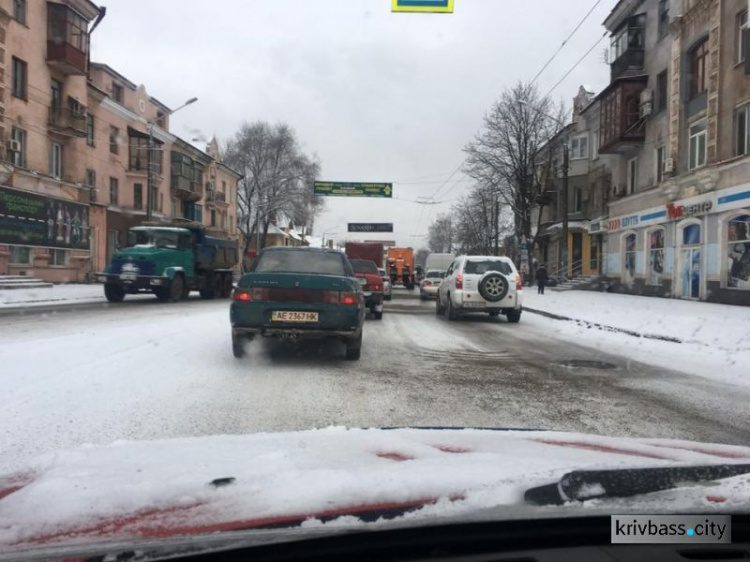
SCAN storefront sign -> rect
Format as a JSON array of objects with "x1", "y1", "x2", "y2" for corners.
[
  {"x1": 348, "y1": 223, "x2": 394, "y2": 233},
  {"x1": 392, "y1": 0, "x2": 454, "y2": 13},
  {"x1": 0, "y1": 185, "x2": 89, "y2": 250},
  {"x1": 666, "y1": 200, "x2": 712, "y2": 220},
  {"x1": 607, "y1": 214, "x2": 639, "y2": 232}
]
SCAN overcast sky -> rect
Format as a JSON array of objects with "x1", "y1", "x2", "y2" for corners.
[{"x1": 92, "y1": 0, "x2": 614, "y2": 247}]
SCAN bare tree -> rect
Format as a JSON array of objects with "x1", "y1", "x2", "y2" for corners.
[
  {"x1": 427, "y1": 214, "x2": 453, "y2": 253},
  {"x1": 450, "y1": 184, "x2": 512, "y2": 255},
  {"x1": 223, "y1": 122, "x2": 323, "y2": 267},
  {"x1": 463, "y1": 82, "x2": 565, "y2": 253}
]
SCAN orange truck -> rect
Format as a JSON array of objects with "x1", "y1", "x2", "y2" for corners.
[{"x1": 386, "y1": 247, "x2": 416, "y2": 290}]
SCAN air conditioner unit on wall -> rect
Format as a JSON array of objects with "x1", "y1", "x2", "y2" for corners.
[
  {"x1": 6, "y1": 139, "x2": 21, "y2": 152},
  {"x1": 639, "y1": 89, "x2": 653, "y2": 119},
  {"x1": 662, "y1": 158, "x2": 675, "y2": 176}
]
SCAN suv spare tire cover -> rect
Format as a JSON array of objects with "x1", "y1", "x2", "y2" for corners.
[{"x1": 478, "y1": 272, "x2": 509, "y2": 302}]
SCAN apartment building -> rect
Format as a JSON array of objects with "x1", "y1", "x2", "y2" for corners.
[
  {"x1": 0, "y1": 0, "x2": 241, "y2": 282},
  {"x1": 592, "y1": 0, "x2": 750, "y2": 305}
]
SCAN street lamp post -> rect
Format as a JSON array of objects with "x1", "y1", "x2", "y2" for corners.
[
  {"x1": 517, "y1": 99, "x2": 570, "y2": 278},
  {"x1": 146, "y1": 97, "x2": 198, "y2": 221}
]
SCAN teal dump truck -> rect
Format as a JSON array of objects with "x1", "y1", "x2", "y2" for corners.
[{"x1": 97, "y1": 220, "x2": 238, "y2": 303}]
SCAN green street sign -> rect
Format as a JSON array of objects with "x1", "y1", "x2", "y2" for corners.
[{"x1": 314, "y1": 182, "x2": 393, "y2": 198}]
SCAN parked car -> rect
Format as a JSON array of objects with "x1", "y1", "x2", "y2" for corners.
[
  {"x1": 419, "y1": 269, "x2": 446, "y2": 300},
  {"x1": 230, "y1": 247, "x2": 366, "y2": 360},
  {"x1": 378, "y1": 268, "x2": 392, "y2": 301},
  {"x1": 349, "y1": 259, "x2": 384, "y2": 319},
  {"x1": 436, "y1": 255, "x2": 523, "y2": 323}
]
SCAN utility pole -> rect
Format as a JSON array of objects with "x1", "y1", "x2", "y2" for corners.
[{"x1": 561, "y1": 138, "x2": 569, "y2": 278}]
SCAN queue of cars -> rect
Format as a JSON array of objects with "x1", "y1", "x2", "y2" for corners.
[{"x1": 229, "y1": 249, "x2": 523, "y2": 362}]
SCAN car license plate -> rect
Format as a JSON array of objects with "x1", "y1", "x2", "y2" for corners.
[
  {"x1": 271, "y1": 311, "x2": 319, "y2": 323},
  {"x1": 463, "y1": 301, "x2": 484, "y2": 308}
]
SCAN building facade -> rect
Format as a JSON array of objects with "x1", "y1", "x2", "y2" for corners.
[{"x1": 0, "y1": 0, "x2": 241, "y2": 282}]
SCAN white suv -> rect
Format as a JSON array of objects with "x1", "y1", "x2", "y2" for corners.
[{"x1": 436, "y1": 255, "x2": 523, "y2": 323}]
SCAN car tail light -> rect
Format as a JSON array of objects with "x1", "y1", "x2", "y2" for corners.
[
  {"x1": 422, "y1": 280, "x2": 432, "y2": 286},
  {"x1": 455, "y1": 273, "x2": 463, "y2": 290},
  {"x1": 232, "y1": 288, "x2": 252, "y2": 301},
  {"x1": 320, "y1": 290, "x2": 340, "y2": 304},
  {"x1": 340, "y1": 291, "x2": 360, "y2": 305},
  {"x1": 516, "y1": 283, "x2": 523, "y2": 291}
]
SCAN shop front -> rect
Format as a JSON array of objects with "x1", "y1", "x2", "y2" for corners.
[
  {"x1": 595, "y1": 183, "x2": 750, "y2": 305},
  {"x1": 0, "y1": 185, "x2": 92, "y2": 283}
]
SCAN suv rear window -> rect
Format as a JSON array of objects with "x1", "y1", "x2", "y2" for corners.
[
  {"x1": 349, "y1": 259, "x2": 379, "y2": 273},
  {"x1": 464, "y1": 259, "x2": 513, "y2": 276},
  {"x1": 255, "y1": 250, "x2": 346, "y2": 275},
  {"x1": 425, "y1": 271, "x2": 445, "y2": 278}
]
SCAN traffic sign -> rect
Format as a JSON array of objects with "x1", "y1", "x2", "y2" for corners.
[
  {"x1": 392, "y1": 0, "x2": 454, "y2": 13},
  {"x1": 314, "y1": 182, "x2": 392, "y2": 198},
  {"x1": 348, "y1": 223, "x2": 394, "y2": 233}
]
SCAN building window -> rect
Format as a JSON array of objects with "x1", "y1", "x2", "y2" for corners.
[
  {"x1": 195, "y1": 204, "x2": 203, "y2": 223},
  {"x1": 658, "y1": 0, "x2": 669, "y2": 39},
  {"x1": 133, "y1": 183, "x2": 143, "y2": 210},
  {"x1": 50, "y1": 249, "x2": 67, "y2": 267},
  {"x1": 85, "y1": 114, "x2": 95, "y2": 146},
  {"x1": 13, "y1": 0, "x2": 26, "y2": 24},
  {"x1": 49, "y1": 142, "x2": 62, "y2": 179},
  {"x1": 11, "y1": 57, "x2": 27, "y2": 99},
  {"x1": 591, "y1": 131, "x2": 599, "y2": 159},
  {"x1": 10, "y1": 127, "x2": 26, "y2": 168},
  {"x1": 109, "y1": 126, "x2": 119, "y2": 154},
  {"x1": 656, "y1": 146, "x2": 666, "y2": 183},
  {"x1": 129, "y1": 135, "x2": 149, "y2": 171},
  {"x1": 737, "y1": 10, "x2": 748, "y2": 64},
  {"x1": 112, "y1": 83, "x2": 123, "y2": 103},
  {"x1": 150, "y1": 187, "x2": 159, "y2": 212},
  {"x1": 656, "y1": 70, "x2": 668, "y2": 113},
  {"x1": 573, "y1": 187, "x2": 582, "y2": 212},
  {"x1": 570, "y1": 134, "x2": 588, "y2": 160},
  {"x1": 735, "y1": 105, "x2": 750, "y2": 156},
  {"x1": 727, "y1": 214, "x2": 750, "y2": 289},
  {"x1": 627, "y1": 157, "x2": 638, "y2": 194},
  {"x1": 624, "y1": 233, "x2": 637, "y2": 279},
  {"x1": 689, "y1": 120, "x2": 707, "y2": 170},
  {"x1": 648, "y1": 228, "x2": 665, "y2": 285},
  {"x1": 210, "y1": 209, "x2": 216, "y2": 226},
  {"x1": 610, "y1": 13, "x2": 645, "y2": 62},
  {"x1": 48, "y1": 4, "x2": 89, "y2": 53},
  {"x1": 85, "y1": 169, "x2": 96, "y2": 201},
  {"x1": 109, "y1": 177, "x2": 119, "y2": 205},
  {"x1": 590, "y1": 236, "x2": 599, "y2": 271},
  {"x1": 221, "y1": 211, "x2": 226, "y2": 228},
  {"x1": 689, "y1": 39, "x2": 708, "y2": 99},
  {"x1": 9, "y1": 246, "x2": 31, "y2": 265}
]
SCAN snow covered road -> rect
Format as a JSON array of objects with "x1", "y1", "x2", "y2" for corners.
[{"x1": 1, "y1": 291, "x2": 749, "y2": 474}]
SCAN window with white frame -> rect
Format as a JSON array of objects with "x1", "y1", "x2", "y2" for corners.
[
  {"x1": 570, "y1": 134, "x2": 588, "y2": 160},
  {"x1": 49, "y1": 142, "x2": 62, "y2": 179},
  {"x1": 624, "y1": 233, "x2": 637, "y2": 278},
  {"x1": 10, "y1": 127, "x2": 26, "y2": 168},
  {"x1": 50, "y1": 249, "x2": 67, "y2": 266},
  {"x1": 737, "y1": 10, "x2": 748, "y2": 64},
  {"x1": 627, "y1": 157, "x2": 638, "y2": 194},
  {"x1": 9, "y1": 245, "x2": 31, "y2": 264},
  {"x1": 656, "y1": 146, "x2": 666, "y2": 183},
  {"x1": 727, "y1": 213, "x2": 750, "y2": 289},
  {"x1": 647, "y1": 228, "x2": 665, "y2": 285},
  {"x1": 735, "y1": 105, "x2": 750, "y2": 156},
  {"x1": 689, "y1": 120, "x2": 707, "y2": 170}
]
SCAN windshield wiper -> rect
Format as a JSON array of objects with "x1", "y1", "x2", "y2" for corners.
[{"x1": 524, "y1": 463, "x2": 750, "y2": 506}]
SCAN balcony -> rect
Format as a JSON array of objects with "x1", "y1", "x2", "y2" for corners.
[
  {"x1": 171, "y1": 175, "x2": 203, "y2": 202},
  {"x1": 598, "y1": 77, "x2": 647, "y2": 154},
  {"x1": 610, "y1": 48, "x2": 644, "y2": 81},
  {"x1": 48, "y1": 106, "x2": 87, "y2": 137},
  {"x1": 47, "y1": 3, "x2": 89, "y2": 75},
  {"x1": 206, "y1": 188, "x2": 228, "y2": 207}
]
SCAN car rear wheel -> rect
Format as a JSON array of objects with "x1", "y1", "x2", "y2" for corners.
[
  {"x1": 436, "y1": 294, "x2": 445, "y2": 315},
  {"x1": 345, "y1": 333, "x2": 362, "y2": 360},
  {"x1": 446, "y1": 297, "x2": 459, "y2": 321},
  {"x1": 104, "y1": 283, "x2": 125, "y2": 303},
  {"x1": 506, "y1": 309, "x2": 522, "y2": 323},
  {"x1": 232, "y1": 335, "x2": 246, "y2": 358}
]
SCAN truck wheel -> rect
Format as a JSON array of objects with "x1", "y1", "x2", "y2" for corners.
[
  {"x1": 220, "y1": 274, "x2": 233, "y2": 299},
  {"x1": 104, "y1": 283, "x2": 125, "y2": 303},
  {"x1": 168, "y1": 275, "x2": 184, "y2": 303},
  {"x1": 154, "y1": 287, "x2": 169, "y2": 302}
]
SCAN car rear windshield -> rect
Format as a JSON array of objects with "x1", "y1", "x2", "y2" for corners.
[
  {"x1": 350, "y1": 259, "x2": 379, "y2": 273},
  {"x1": 464, "y1": 259, "x2": 513, "y2": 276},
  {"x1": 426, "y1": 271, "x2": 445, "y2": 278},
  {"x1": 255, "y1": 251, "x2": 346, "y2": 275}
]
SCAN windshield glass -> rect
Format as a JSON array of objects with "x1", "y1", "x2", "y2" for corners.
[
  {"x1": 127, "y1": 229, "x2": 182, "y2": 249},
  {"x1": 255, "y1": 250, "x2": 346, "y2": 275},
  {"x1": 4, "y1": 1, "x2": 750, "y2": 557},
  {"x1": 464, "y1": 259, "x2": 513, "y2": 276}
]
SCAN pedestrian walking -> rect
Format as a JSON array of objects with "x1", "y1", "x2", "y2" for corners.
[{"x1": 535, "y1": 264, "x2": 549, "y2": 295}]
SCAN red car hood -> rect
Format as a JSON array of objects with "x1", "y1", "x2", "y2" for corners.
[{"x1": 2, "y1": 428, "x2": 750, "y2": 555}]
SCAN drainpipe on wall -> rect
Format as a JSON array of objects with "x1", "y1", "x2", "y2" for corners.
[{"x1": 86, "y1": 7, "x2": 107, "y2": 73}]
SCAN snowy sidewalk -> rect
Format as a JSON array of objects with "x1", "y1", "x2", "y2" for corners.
[
  {"x1": 0, "y1": 283, "x2": 134, "y2": 309},
  {"x1": 522, "y1": 290, "x2": 750, "y2": 389}
]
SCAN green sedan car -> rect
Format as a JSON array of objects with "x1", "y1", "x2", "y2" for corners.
[{"x1": 230, "y1": 247, "x2": 366, "y2": 360}]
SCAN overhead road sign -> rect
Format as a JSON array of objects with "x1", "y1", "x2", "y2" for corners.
[
  {"x1": 314, "y1": 182, "x2": 392, "y2": 198},
  {"x1": 392, "y1": 0, "x2": 454, "y2": 13},
  {"x1": 348, "y1": 223, "x2": 394, "y2": 233}
]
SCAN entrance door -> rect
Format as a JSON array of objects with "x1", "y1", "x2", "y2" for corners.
[
  {"x1": 679, "y1": 223, "x2": 702, "y2": 300},
  {"x1": 571, "y1": 232, "x2": 583, "y2": 277}
]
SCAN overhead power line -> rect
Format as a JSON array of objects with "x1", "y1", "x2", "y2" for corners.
[{"x1": 530, "y1": 0, "x2": 603, "y2": 86}]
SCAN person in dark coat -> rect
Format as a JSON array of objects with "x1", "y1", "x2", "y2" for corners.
[{"x1": 535, "y1": 264, "x2": 549, "y2": 295}]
